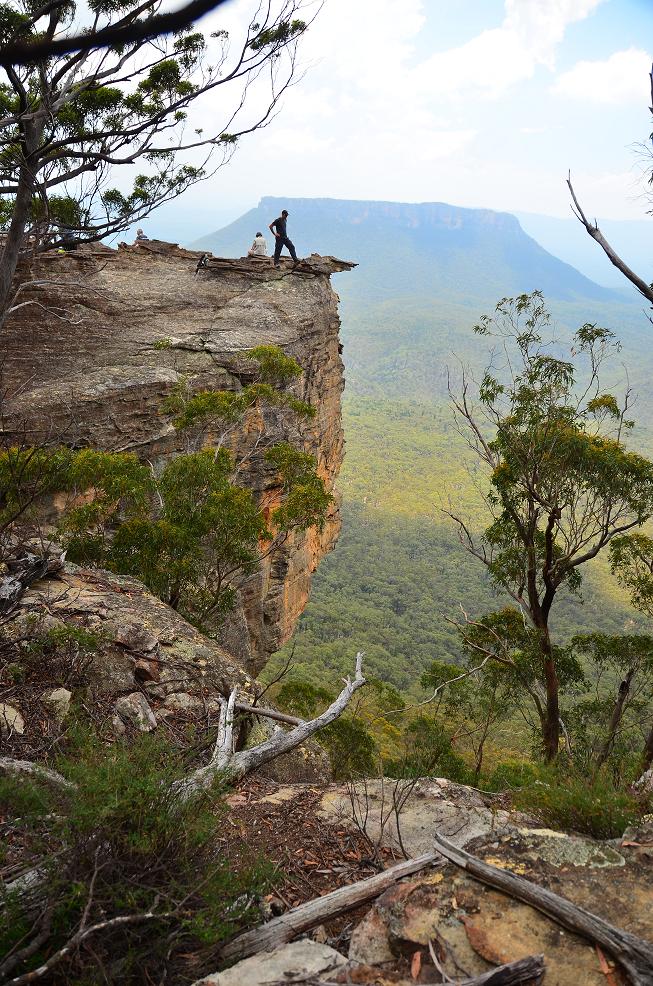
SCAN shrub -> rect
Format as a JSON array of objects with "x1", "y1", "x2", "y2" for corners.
[
  {"x1": 0, "y1": 727, "x2": 270, "y2": 984},
  {"x1": 320, "y1": 717, "x2": 378, "y2": 780},
  {"x1": 485, "y1": 759, "x2": 538, "y2": 792},
  {"x1": 245, "y1": 345, "x2": 303, "y2": 386},
  {"x1": 509, "y1": 764, "x2": 644, "y2": 839},
  {"x1": 384, "y1": 716, "x2": 471, "y2": 784},
  {"x1": 22, "y1": 623, "x2": 105, "y2": 688}
]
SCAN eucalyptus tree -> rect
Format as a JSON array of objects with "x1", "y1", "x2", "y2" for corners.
[
  {"x1": 447, "y1": 292, "x2": 653, "y2": 761},
  {"x1": 568, "y1": 632, "x2": 653, "y2": 779},
  {"x1": 610, "y1": 533, "x2": 653, "y2": 775},
  {"x1": 0, "y1": 0, "x2": 310, "y2": 319}
]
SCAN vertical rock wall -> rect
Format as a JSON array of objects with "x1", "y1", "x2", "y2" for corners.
[{"x1": 2, "y1": 243, "x2": 354, "y2": 674}]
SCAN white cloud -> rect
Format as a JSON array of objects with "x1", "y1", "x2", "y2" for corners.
[
  {"x1": 504, "y1": 0, "x2": 605, "y2": 70},
  {"x1": 552, "y1": 48, "x2": 652, "y2": 104},
  {"x1": 262, "y1": 128, "x2": 335, "y2": 154},
  {"x1": 411, "y1": 0, "x2": 605, "y2": 100},
  {"x1": 164, "y1": 0, "x2": 648, "y2": 227}
]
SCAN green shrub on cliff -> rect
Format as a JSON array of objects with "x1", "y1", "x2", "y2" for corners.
[
  {"x1": 163, "y1": 347, "x2": 316, "y2": 434},
  {"x1": 0, "y1": 345, "x2": 331, "y2": 631}
]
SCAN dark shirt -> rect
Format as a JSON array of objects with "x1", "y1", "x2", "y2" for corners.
[{"x1": 272, "y1": 215, "x2": 287, "y2": 237}]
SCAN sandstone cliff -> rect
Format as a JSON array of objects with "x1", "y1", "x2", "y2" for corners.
[{"x1": 2, "y1": 242, "x2": 354, "y2": 673}]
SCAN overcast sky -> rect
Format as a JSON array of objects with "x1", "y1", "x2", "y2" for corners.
[{"x1": 145, "y1": 0, "x2": 653, "y2": 241}]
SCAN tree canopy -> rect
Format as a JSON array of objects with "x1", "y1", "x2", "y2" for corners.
[
  {"x1": 0, "y1": 0, "x2": 309, "y2": 319},
  {"x1": 447, "y1": 292, "x2": 653, "y2": 759}
]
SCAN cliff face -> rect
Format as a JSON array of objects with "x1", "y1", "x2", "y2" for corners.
[{"x1": 2, "y1": 242, "x2": 353, "y2": 674}]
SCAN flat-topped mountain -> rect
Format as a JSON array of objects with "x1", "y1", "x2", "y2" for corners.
[{"x1": 192, "y1": 196, "x2": 620, "y2": 305}]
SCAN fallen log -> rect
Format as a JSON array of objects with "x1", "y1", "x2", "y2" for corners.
[
  {"x1": 459, "y1": 954, "x2": 545, "y2": 985},
  {"x1": 433, "y1": 832, "x2": 653, "y2": 986},
  {"x1": 220, "y1": 850, "x2": 441, "y2": 964},
  {"x1": 0, "y1": 757, "x2": 76, "y2": 791}
]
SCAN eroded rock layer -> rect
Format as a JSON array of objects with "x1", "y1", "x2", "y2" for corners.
[{"x1": 3, "y1": 242, "x2": 354, "y2": 673}]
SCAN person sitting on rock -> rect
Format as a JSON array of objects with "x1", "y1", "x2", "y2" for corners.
[
  {"x1": 248, "y1": 231, "x2": 268, "y2": 257},
  {"x1": 57, "y1": 226, "x2": 77, "y2": 253},
  {"x1": 135, "y1": 228, "x2": 149, "y2": 243},
  {"x1": 269, "y1": 210, "x2": 299, "y2": 268}
]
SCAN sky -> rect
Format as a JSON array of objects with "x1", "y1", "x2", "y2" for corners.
[{"x1": 141, "y1": 0, "x2": 653, "y2": 242}]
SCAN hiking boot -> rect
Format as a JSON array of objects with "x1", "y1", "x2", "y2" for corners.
[{"x1": 274, "y1": 263, "x2": 280, "y2": 269}]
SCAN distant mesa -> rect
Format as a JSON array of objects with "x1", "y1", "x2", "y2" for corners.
[{"x1": 191, "y1": 196, "x2": 622, "y2": 305}]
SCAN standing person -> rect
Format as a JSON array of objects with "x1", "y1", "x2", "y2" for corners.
[
  {"x1": 58, "y1": 226, "x2": 76, "y2": 253},
  {"x1": 269, "y1": 209, "x2": 299, "y2": 268},
  {"x1": 248, "y1": 231, "x2": 268, "y2": 257}
]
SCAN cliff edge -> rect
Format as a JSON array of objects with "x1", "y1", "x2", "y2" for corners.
[{"x1": 2, "y1": 242, "x2": 355, "y2": 673}]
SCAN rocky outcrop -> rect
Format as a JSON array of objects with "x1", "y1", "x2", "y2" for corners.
[
  {"x1": 319, "y1": 777, "x2": 536, "y2": 855},
  {"x1": 198, "y1": 779, "x2": 653, "y2": 985},
  {"x1": 3, "y1": 242, "x2": 354, "y2": 673},
  {"x1": 193, "y1": 940, "x2": 347, "y2": 985},
  {"x1": 3, "y1": 562, "x2": 330, "y2": 782}
]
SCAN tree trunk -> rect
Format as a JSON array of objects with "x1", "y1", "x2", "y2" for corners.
[
  {"x1": 640, "y1": 723, "x2": 653, "y2": 775},
  {"x1": 0, "y1": 164, "x2": 33, "y2": 319},
  {"x1": 473, "y1": 716, "x2": 491, "y2": 784},
  {"x1": 593, "y1": 667, "x2": 635, "y2": 776},
  {"x1": 0, "y1": 120, "x2": 42, "y2": 324},
  {"x1": 539, "y1": 625, "x2": 560, "y2": 762}
]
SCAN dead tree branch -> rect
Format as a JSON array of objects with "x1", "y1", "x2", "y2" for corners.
[
  {"x1": 3, "y1": 911, "x2": 174, "y2": 986},
  {"x1": 567, "y1": 174, "x2": 653, "y2": 305},
  {"x1": 457, "y1": 955, "x2": 545, "y2": 985},
  {"x1": 172, "y1": 652, "x2": 366, "y2": 800},
  {"x1": 234, "y1": 702, "x2": 303, "y2": 727},
  {"x1": 221, "y1": 849, "x2": 440, "y2": 964},
  {"x1": 0, "y1": 757, "x2": 76, "y2": 792}
]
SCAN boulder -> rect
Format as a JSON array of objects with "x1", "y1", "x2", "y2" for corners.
[
  {"x1": 7, "y1": 566, "x2": 255, "y2": 700},
  {"x1": 163, "y1": 691, "x2": 203, "y2": 713},
  {"x1": 319, "y1": 777, "x2": 533, "y2": 854},
  {"x1": 113, "y1": 624, "x2": 159, "y2": 652},
  {"x1": 349, "y1": 824, "x2": 653, "y2": 985},
  {"x1": 41, "y1": 687, "x2": 72, "y2": 723},
  {"x1": 114, "y1": 692, "x2": 157, "y2": 732},
  {"x1": 0, "y1": 703, "x2": 25, "y2": 736},
  {"x1": 192, "y1": 939, "x2": 347, "y2": 985}
]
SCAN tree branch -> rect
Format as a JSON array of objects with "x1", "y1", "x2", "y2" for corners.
[
  {"x1": 0, "y1": 757, "x2": 76, "y2": 791},
  {"x1": 567, "y1": 173, "x2": 653, "y2": 305},
  {"x1": 0, "y1": 0, "x2": 232, "y2": 64},
  {"x1": 171, "y1": 652, "x2": 366, "y2": 800}
]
